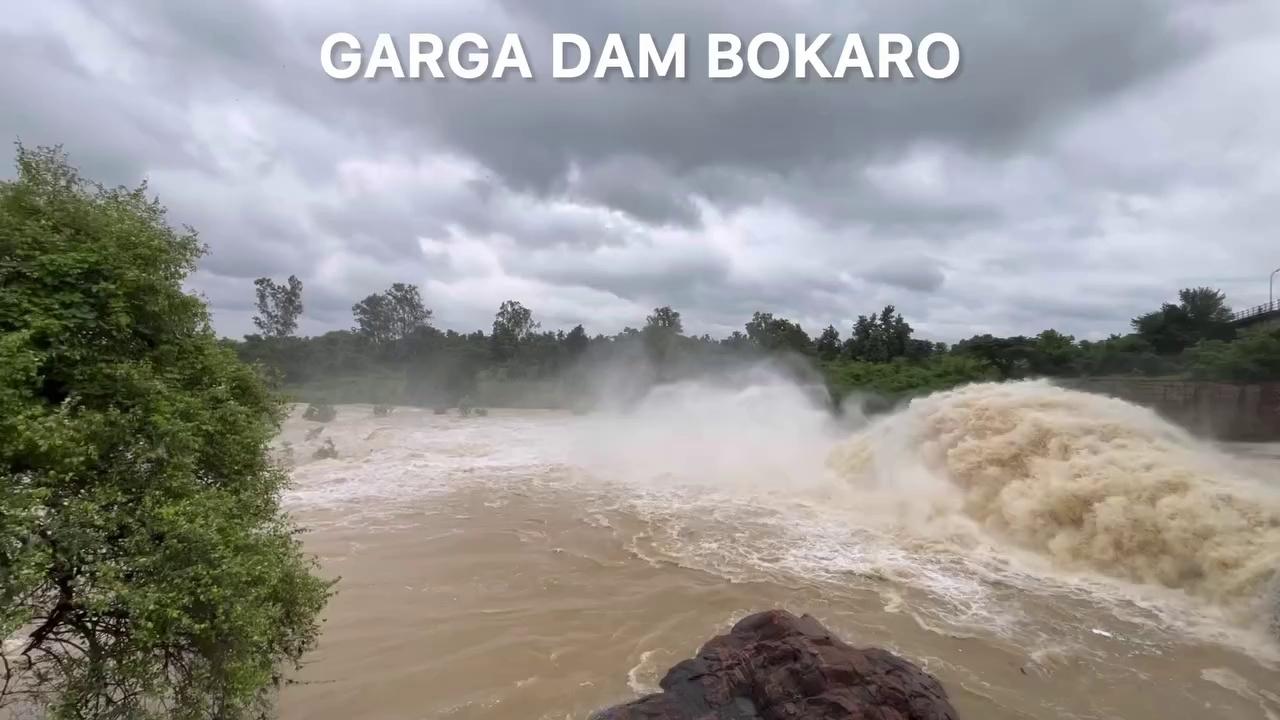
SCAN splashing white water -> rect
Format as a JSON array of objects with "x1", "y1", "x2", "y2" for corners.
[
  {"x1": 568, "y1": 376, "x2": 841, "y2": 495},
  {"x1": 827, "y1": 381, "x2": 1280, "y2": 613},
  {"x1": 282, "y1": 375, "x2": 1280, "y2": 653}
]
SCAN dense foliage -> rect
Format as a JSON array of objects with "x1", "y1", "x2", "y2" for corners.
[
  {"x1": 234, "y1": 271, "x2": 1278, "y2": 410},
  {"x1": 1188, "y1": 328, "x2": 1280, "y2": 381},
  {"x1": 351, "y1": 282, "x2": 431, "y2": 346},
  {"x1": 824, "y1": 356, "x2": 999, "y2": 397},
  {"x1": 0, "y1": 147, "x2": 329, "y2": 718},
  {"x1": 947, "y1": 288, "x2": 1248, "y2": 380},
  {"x1": 235, "y1": 267, "x2": 1278, "y2": 410}
]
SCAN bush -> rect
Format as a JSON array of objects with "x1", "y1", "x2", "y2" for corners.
[
  {"x1": 303, "y1": 401, "x2": 337, "y2": 422},
  {"x1": 0, "y1": 146, "x2": 330, "y2": 718},
  {"x1": 1188, "y1": 328, "x2": 1280, "y2": 381},
  {"x1": 824, "y1": 354, "x2": 997, "y2": 398}
]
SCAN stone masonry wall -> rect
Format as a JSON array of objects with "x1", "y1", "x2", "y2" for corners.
[{"x1": 1065, "y1": 379, "x2": 1280, "y2": 441}]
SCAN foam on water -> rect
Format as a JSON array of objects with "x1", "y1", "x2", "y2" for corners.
[
  {"x1": 1201, "y1": 667, "x2": 1280, "y2": 720},
  {"x1": 281, "y1": 407, "x2": 577, "y2": 516},
  {"x1": 279, "y1": 378, "x2": 1280, "y2": 660},
  {"x1": 827, "y1": 381, "x2": 1280, "y2": 612}
]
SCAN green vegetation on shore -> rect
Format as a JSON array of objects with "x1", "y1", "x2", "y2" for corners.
[
  {"x1": 237, "y1": 269, "x2": 1279, "y2": 410},
  {"x1": 823, "y1": 356, "x2": 999, "y2": 397},
  {"x1": 1, "y1": 147, "x2": 329, "y2": 718}
]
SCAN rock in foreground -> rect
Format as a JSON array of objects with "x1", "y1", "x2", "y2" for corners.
[{"x1": 593, "y1": 610, "x2": 959, "y2": 720}]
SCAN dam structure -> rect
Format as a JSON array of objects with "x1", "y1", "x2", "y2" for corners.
[{"x1": 1232, "y1": 299, "x2": 1280, "y2": 332}]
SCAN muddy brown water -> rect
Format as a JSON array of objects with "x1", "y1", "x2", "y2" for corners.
[{"x1": 275, "y1": 388, "x2": 1280, "y2": 720}]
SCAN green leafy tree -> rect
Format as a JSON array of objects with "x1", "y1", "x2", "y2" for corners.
[
  {"x1": 846, "y1": 313, "x2": 883, "y2": 361},
  {"x1": 1028, "y1": 329, "x2": 1078, "y2": 375},
  {"x1": 720, "y1": 330, "x2": 752, "y2": 352},
  {"x1": 384, "y1": 283, "x2": 431, "y2": 340},
  {"x1": 0, "y1": 146, "x2": 330, "y2": 719},
  {"x1": 815, "y1": 325, "x2": 841, "y2": 361},
  {"x1": 227, "y1": 277, "x2": 1271, "y2": 407},
  {"x1": 563, "y1": 324, "x2": 589, "y2": 358},
  {"x1": 879, "y1": 305, "x2": 913, "y2": 359},
  {"x1": 1177, "y1": 287, "x2": 1235, "y2": 332},
  {"x1": 352, "y1": 292, "x2": 393, "y2": 344},
  {"x1": 352, "y1": 282, "x2": 430, "y2": 345},
  {"x1": 744, "y1": 312, "x2": 812, "y2": 354},
  {"x1": 643, "y1": 306, "x2": 684, "y2": 365},
  {"x1": 1132, "y1": 287, "x2": 1234, "y2": 354},
  {"x1": 252, "y1": 275, "x2": 303, "y2": 338},
  {"x1": 902, "y1": 338, "x2": 940, "y2": 361},
  {"x1": 845, "y1": 305, "x2": 912, "y2": 362},
  {"x1": 644, "y1": 306, "x2": 684, "y2": 334},
  {"x1": 952, "y1": 334, "x2": 1034, "y2": 379},
  {"x1": 491, "y1": 300, "x2": 538, "y2": 362}
]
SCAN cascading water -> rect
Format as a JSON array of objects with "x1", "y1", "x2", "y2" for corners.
[{"x1": 827, "y1": 381, "x2": 1280, "y2": 616}]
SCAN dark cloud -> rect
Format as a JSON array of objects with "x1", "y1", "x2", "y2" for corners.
[
  {"x1": 0, "y1": 32, "x2": 192, "y2": 183},
  {"x1": 564, "y1": 156, "x2": 702, "y2": 227},
  {"x1": 861, "y1": 257, "x2": 946, "y2": 293},
  {"x1": 3, "y1": 0, "x2": 1277, "y2": 341}
]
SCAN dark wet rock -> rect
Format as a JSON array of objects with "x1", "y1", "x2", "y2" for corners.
[
  {"x1": 311, "y1": 437, "x2": 337, "y2": 460},
  {"x1": 592, "y1": 609, "x2": 959, "y2": 720},
  {"x1": 303, "y1": 401, "x2": 336, "y2": 423}
]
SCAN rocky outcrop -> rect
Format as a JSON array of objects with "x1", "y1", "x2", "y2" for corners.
[{"x1": 593, "y1": 609, "x2": 959, "y2": 720}]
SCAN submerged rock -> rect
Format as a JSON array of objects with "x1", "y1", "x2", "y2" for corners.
[
  {"x1": 592, "y1": 610, "x2": 959, "y2": 720},
  {"x1": 312, "y1": 437, "x2": 338, "y2": 460}
]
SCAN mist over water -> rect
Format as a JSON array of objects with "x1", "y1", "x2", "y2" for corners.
[{"x1": 279, "y1": 372, "x2": 1280, "y2": 719}]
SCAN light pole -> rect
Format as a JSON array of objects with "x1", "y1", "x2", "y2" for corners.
[{"x1": 1273, "y1": 267, "x2": 1280, "y2": 310}]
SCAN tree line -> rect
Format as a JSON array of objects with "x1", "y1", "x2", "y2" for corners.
[{"x1": 236, "y1": 276, "x2": 1280, "y2": 408}]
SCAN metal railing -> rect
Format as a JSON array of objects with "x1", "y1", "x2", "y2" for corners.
[{"x1": 1231, "y1": 299, "x2": 1280, "y2": 322}]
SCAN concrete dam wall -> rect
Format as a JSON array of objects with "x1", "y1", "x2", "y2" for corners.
[{"x1": 1063, "y1": 378, "x2": 1280, "y2": 441}]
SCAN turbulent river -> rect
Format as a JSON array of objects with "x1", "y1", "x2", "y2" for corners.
[{"x1": 274, "y1": 378, "x2": 1280, "y2": 720}]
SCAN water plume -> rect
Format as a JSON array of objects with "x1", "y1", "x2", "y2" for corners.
[{"x1": 827, "y1": 381, "x2": 1280, "y2": 610}]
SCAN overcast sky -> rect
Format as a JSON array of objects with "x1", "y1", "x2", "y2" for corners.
[{"x1": 4, "y1": 1, "x2": 1278, "y2": 342}]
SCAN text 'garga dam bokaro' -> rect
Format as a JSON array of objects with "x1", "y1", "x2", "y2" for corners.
[{"x1": 320, "y1": 32, "x2": 961, "y2": 81}]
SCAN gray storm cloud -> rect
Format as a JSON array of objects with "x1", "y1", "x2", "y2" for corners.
[{"x1": 2, "y1": 0, "x2": 1278, "y2": 340}]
